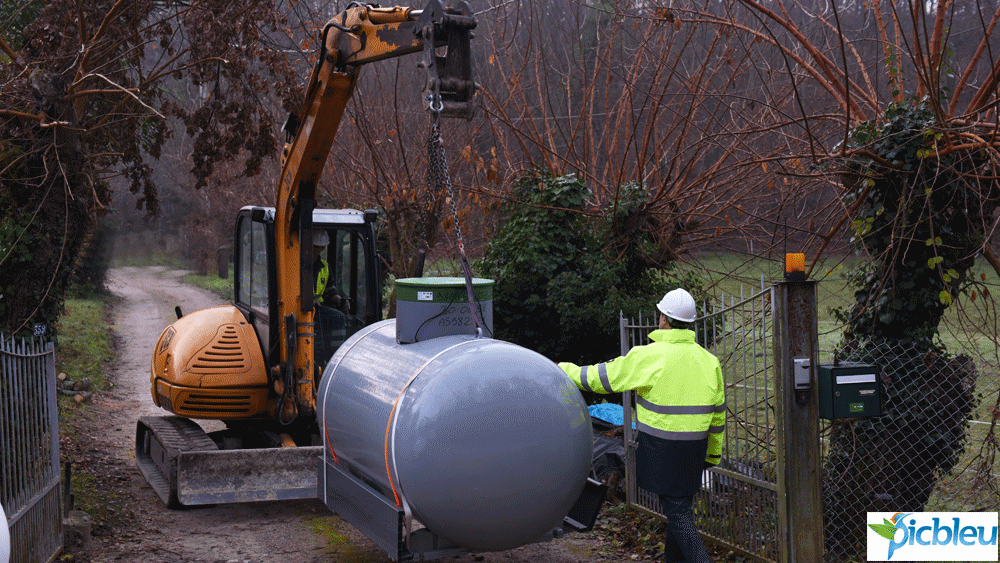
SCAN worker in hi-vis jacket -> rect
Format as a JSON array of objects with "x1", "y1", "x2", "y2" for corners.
[{"x1": 558, "y1": 288, "x2": 725, "y2": 563}]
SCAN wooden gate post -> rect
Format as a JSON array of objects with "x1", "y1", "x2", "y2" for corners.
[{"x1": 773, "y1": 275, "x2": 823, "y2": 562}]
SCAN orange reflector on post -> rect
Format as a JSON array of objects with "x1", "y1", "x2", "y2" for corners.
[{"x1": 785, "y1": 253, "x2": 806, "y2": 281}]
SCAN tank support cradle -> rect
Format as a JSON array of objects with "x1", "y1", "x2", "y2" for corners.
[{"x1": 320, "y1": 455, "x2": 607, "y2": 562}]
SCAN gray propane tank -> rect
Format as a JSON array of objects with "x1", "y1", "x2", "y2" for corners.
[{"x1": 317, "y1": 319, "x2": 592, "y2": 552}]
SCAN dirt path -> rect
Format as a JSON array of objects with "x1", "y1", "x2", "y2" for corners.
[{"x1": 69, "y1": 266, "x2": 621, "y2": 563}]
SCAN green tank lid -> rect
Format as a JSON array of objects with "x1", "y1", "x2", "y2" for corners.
[{"x1": 395, "y1": 277, "x2": 493, "y2": 303}]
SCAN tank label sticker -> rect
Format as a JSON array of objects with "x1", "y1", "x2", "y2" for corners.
[{"x1": 418, "y1": 291, "x2": 434, "y2": 301}]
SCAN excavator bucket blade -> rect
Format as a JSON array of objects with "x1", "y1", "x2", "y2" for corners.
[
  {"x1": 176, "y1": 446, "x2": 322, "y2": 505},
  {"x1": 136, "y1": 415, "x2": 322, "y2": 507}
]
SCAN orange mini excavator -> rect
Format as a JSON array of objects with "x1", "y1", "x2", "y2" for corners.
[{"x1": 136, "y1": 0, "x2": 475, "y2": 508}]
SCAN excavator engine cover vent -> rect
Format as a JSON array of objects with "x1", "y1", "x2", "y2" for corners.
[
  {"x1": 171, "y1": 388, "x2": 259, "y2": 416},
  {"x1": 186, "y1": 324, "x2": 249, "y2": 373},
  {"x1": 395, "y1": 277, "x2": 493, "y2": 343}
]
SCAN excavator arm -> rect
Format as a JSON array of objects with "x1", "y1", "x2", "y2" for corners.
[{"x1": 273, "y1": 0, "x2": 476, "y2": 424}]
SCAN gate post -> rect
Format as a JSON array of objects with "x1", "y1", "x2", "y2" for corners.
[
  {"x1": 773, "y1": 264, "x2": 822, "y2": 562},
  {"x1": 620, "y1": 311, "x2": 638, "y2": 508}
]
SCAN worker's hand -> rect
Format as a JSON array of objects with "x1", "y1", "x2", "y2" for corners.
[{"x1": 329, "y1": 294, "x2": 351, "y2": 314}]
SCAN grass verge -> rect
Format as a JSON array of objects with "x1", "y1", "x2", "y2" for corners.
[
  {"x1": 55, "y1": 293, "x2": 136, "y2": 535},
  {"x1": 55, "y1": 294, "x2": 115, "y2": 390},
  {"x1": 181, "y1": 272, "x2": 233, "y2": 300}
]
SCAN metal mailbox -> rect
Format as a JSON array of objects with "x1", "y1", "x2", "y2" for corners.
[{"x1": 817, "y1": 362, "x2": 881, "y2": 419}]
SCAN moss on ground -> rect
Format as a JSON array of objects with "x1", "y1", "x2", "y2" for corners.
[{"x1": 303, "y1": 515, "x2": 386, "y2": 562}]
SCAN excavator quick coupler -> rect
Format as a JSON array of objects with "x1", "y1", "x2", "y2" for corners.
[{"x1": 416, "y1": 0, "x2": 477, "y2": 120}]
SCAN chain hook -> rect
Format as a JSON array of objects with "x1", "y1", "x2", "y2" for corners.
[
  {"x1": 428, "y1": 50, "x2": 444, "y2": 118},
  {"x1": 429, "y1": 95, "x2": 444, "y2": 114}
]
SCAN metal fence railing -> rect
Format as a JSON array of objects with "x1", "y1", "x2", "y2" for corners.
[
  {"x1": 1, "y1": 334, "x2": 63, "y2": 563},
  {"x1": 621, "y1": 283, "x2": 779, "y2": 562}
]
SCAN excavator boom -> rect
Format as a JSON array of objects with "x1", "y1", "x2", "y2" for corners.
[{"x1": 273, "y1": 0, "x2": 475, "y2": 424}]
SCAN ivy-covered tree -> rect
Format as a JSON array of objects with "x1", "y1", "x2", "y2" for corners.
[
  {"x1": 823, "y1": 94, "x2": 992, "y2": 556},
  {"x1": 478, "y1": 170, "x2": 706, "y2": 371},
  {"x1": 655, "y1": 1, "x2": 1000, "y2": 555},
  {"x1": 838, "y1": 96, "x2": 999, "y2": 343}
]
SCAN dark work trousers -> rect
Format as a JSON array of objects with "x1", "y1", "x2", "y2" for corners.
[{"x1": 658, "y1": 494, "x2": 710, "y2": 563}]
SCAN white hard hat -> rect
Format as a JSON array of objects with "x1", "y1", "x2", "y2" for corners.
[
  {"x1": 312, "y1": 230, "x2": 329, "y2": 247},
  {"x1": 657, "y1": 288, "x2": 697, "y2": 323}
]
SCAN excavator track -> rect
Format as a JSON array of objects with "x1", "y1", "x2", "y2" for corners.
[
  {"x1": 136, "y1": 415, "x2": 323, "y2": 507},
  {"x1": 136, "y1": 416, "x2": 218, "y2": 508}
]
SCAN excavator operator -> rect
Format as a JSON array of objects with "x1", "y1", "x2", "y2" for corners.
[
  {"x1": 313, "y1": 230, "x2": 358, "y2": 366},
  {"x1": 313, "y1": 230, "x2": 350, "y2": 314}
]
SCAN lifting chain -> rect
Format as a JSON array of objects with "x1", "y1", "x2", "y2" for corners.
[{"x1": 427, "y1": 108, "x2": 484, "y2": 335}]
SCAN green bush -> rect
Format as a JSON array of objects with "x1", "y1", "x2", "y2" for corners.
[{"x1": 479, "y1": 170, "x2": 707, "y2": 368}]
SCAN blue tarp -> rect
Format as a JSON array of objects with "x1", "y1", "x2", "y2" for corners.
[
  {"x1": 588, "y1": 403, "x2": 624, "y2": 426},
  {"x1": 588, "y1": 403, "x2": 636, "y2": 428}
]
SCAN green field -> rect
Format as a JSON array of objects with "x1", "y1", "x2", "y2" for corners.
[
  {"x1": 682, "y1": 252, "x2": 1000, "y2": 358},
  {"x1": 54, "y1": 296, "x2": 115, "y2": 391},
  {"x1": 181, "y1": 271, "x2": 234, "y2": 300}
]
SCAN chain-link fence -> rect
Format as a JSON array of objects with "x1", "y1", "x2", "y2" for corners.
[{"x1": 819, "y1": 338, "x2": 999, "y2": 561}]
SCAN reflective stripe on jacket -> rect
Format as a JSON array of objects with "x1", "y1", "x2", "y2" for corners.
[
  {"x1": 558, "y1": 328, "x2": 725, "y2": 467},
  {"x1": 314, "y1": 259, "x2": 329, "y2": 304}
]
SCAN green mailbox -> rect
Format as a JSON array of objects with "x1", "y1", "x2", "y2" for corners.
[{"x1": 818, "y1": 362, "x2": 881, "y2": 420}]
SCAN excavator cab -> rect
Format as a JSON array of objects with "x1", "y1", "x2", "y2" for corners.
[{"x1": 233, "y1": 206, "x2": 381, "y2": 373}]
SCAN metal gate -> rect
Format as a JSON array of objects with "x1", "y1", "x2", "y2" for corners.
[
  {"x1": 621, "y1": 284, "x2": 779, "y2": 562},
  {"x1": 1, "y1": 335, "x2": 63, "y2": 563}
]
